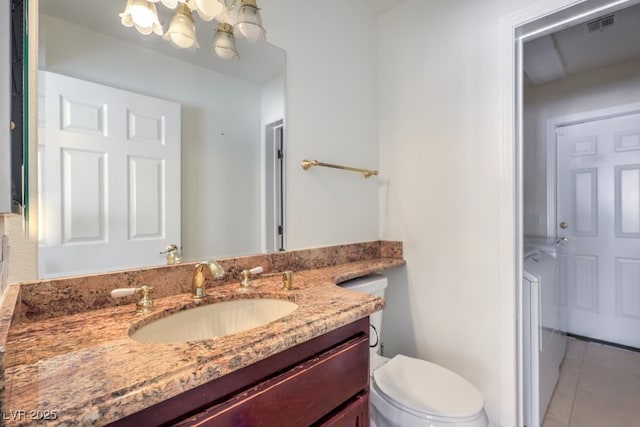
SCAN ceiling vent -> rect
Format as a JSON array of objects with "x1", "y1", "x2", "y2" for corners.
[{"x1": 586, "y1": 14, "x2": 615, "y2": 33}]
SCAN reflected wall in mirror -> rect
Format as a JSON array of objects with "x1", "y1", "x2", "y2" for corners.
[{"x1": 36, "y1": 0, "x2": 286, "y2": 279}]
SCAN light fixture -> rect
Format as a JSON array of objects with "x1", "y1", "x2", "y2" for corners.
[
  {"x1": 162, "y1": 3, "x2": 199, "y2": 49},
  {"x1": 235, "y1": 0, "x2": 266, "y2": 43},
  {"x1": 120, "y1": 0, "x2": 163, "y2": 36},
  {"x1": 119, "y1": 0, "x2": 266, "y2": 60},
  {"x1": 149, "y1": 0, "x2": 181, "y2": 9},
  {"x1": 212, "y1": 22, "x2": 239, "y2": 60},
  {"x1": 191, "y1": 0, "x2": 225, "y2": 21}
]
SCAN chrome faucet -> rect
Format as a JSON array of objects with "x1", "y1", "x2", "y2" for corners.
[{"x1": 192, "y1": 260, "x2": 225, "y2": 299}]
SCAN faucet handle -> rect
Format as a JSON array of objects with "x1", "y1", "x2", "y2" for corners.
[
  {"x1": 248, "y1": 266, "x2": 264, "y2": 275},
  {"x1": 111, "y1": 285, "x2": 154, "y2": 314},
  {"x1": 111, "y1": 287, "x2": 137, "y2": 298},
  {"x1": 160, "y1": 244, "x2": 181, "y2": 265},
  {"x1": 240, "y1": 266, "x2": 264, "y2": 289},
  {"x1": 135, "y1": 285, "x2": 154, "y2": 314},
  {"x1": 261, "y1": 270, "x2": 295, "y2": 290}
]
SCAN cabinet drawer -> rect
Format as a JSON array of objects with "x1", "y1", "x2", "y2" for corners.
[
  {"x1": 178, "y1": 335, "x2": 369, "y2": 426},
  {"x1": 317, "y1": 393, "x2": 369, "y2": 427}
]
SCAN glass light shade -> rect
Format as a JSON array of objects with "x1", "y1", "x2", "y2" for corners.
[
  {"x1": 120, "y1": 0, "x2": 163, "y2": 36},
  {"x1": 149, "y1": 0, "x2": 178, "y2": 9},
  {"x1": 120, "y1": 0, "x2": 135, "y2": 26},
  {"x1": 212, "y1": 23, "x2": 239, "y2": 60},
  {"x1": 129, "y1": 1, "x2": 157, "y2": 28},
  {"x1": 191, "y1": 0, "x2": 224, "y2": 22},
  {"x1": 163, "y1": 5, "x2": 199, "y2": 49},
  {"x1": 235, "y1": 0, "x2": 266, "y2": 43}
]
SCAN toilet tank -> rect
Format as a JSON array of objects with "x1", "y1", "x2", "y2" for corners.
[{"x1": 338, "y1": 273, "x2": 388, "y2": 356}]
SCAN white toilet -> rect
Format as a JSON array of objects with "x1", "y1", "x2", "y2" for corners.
[{"x1": 339, "y1": 274, "x2": 489, "y2": 427}]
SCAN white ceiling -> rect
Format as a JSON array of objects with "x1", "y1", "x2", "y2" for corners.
[{"x1": 524, "y1": 3, "x2": 640, "y2": 85}]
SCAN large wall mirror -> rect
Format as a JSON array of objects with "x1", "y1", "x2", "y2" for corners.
[{"x1": 36, "y1": 0, "x2": 286, "y2": 278}]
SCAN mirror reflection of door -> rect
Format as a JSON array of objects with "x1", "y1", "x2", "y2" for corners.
[
  {"x1": 36, "y1": 1, "x2": 287, "y2": 275},
  {"x1": 38, "y1": 72, "x2": 181, "y2": 278},
  {"x1": 265, "y1": 120, "x2": 284, "y2": 252}
]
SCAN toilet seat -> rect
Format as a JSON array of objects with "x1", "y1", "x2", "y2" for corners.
[{"x1": 372, "y1": 355, "x2": 485, "y2": 421}]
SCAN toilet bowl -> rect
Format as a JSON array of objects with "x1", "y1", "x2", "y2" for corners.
[
  {"x1": 369, "y1": 354, "x2": 489, "y2": 427},
  {"x1": 339, "y1": 274, "x2": 489, "y2": 427}
]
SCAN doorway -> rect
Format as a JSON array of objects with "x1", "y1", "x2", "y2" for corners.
[
  {"x1": 511, "y1": 0, "x2": 640, "y2": 425},
  {"x1": 553, "y1": 108, "x2": 640, "y2": 348},
  {"x1": 264, "y1": 119, "x2": 285, "y2": 252}
]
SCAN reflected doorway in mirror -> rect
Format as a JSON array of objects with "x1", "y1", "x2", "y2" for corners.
[{"x1": 264, "y1": 119, "x2": 284, "y2": 252}]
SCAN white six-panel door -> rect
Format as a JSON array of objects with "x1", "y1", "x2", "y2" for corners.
[
  {"x1": 556, "y1": 112, "x2": 640, "y2": 348},
  {"x1": 38, "y1": 72, "x2": 181, "y2": 278}
]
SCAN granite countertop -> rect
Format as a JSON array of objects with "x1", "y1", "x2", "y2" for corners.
[{"x1": 1, "y1": 256, "x2": 404, "y2": 425}]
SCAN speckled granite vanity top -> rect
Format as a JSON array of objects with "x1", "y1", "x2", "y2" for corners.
[{"x1": 0, "y1": 241, "x2": 404, "y2": 425}]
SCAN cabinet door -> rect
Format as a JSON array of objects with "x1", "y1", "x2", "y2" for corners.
[
  {"x1": 177, "y1": 335, "x2": 369, "y2": 426},
  {"x1": 109, "y1": 318, "x2": 370, "y2": 427},
  {"x1": 318, "y1": 393, "x2": 369, "y2": 427}
]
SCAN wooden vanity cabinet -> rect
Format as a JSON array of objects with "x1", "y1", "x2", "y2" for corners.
[{"x1": 109, "y1": 317, "x2": 370, "y2": 427}]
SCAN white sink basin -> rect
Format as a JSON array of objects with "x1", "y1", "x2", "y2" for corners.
[{"x1": 130, "y1": 299, "x2": 298, "y2": 344}]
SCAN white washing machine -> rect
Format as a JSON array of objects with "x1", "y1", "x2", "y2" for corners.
[{"x1": 523, "y1": 237, "x2": 567, "y2": 427}]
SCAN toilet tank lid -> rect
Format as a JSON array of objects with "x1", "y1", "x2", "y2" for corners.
[
  {"x1": 338, "y1": 273, "x2": 388, "y2": 293},
  {"x1": 373, "y1": 354, "x2": 484, "y2": 419}
]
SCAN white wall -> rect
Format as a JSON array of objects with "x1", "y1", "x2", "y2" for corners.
[
  {"x1": 40, "y1": 15, "x2": 263, "y2": 262},
  {"x1": 260, "y1": 75, "x2": 285, "y2": 252},
  {"x1": 378, "y1": 0, "x2": 534, "y2": 425},
  {"x1": 261, "y1": 75, "x2": 285, "y2": 129},
  {"x1": 262, "y1": 1, "x2": 380, "y2": 249},
  {"x1": 523, "y1": 57, "x2": 640, "y2": 236}
]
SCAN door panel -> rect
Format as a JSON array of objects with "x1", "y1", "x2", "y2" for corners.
[
  {"x1": 556, "y1": 112, "x2": 640, "y2": 348},
  {"x1": 61, "y1": 148, "x2": 107, "y2": 244},
  {"x1": 616, "y1": 257, "x2": 640, "y2": 319},
  {"x1": 39, "y1": 71, "x2": 181, "y2": 278},
  {"x1": 60, "y1": 97, "x2": 107, "y2": 136},
  {"x1": 571, "y1": 168, "x2": 598, "y2": 236},
  {"x1": 128, "y1": 156, "x2": 165, "y2": 239},
  {"x1": 616, "y1": 165, "x2": 640, "y2": 237},
  {"x1": 570, "y1": 255, "x2": 598, "y2": 312}
]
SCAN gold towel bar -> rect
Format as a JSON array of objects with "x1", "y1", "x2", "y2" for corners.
[{"x1": 301, "y1": 159, "x2": 378, "y2": 178}]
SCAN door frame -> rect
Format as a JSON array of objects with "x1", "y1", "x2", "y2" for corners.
[
  {"x1": 0, "y1": 0, "x2": 11, "y2": 213},
  {"x1": 499, "y1": 0, "x2": 640, "y2": 425},
  {"x1": 545, "y1": 102, "x2": 640, "y2": 237},
  {"x1": 263, "y1": 119, "x2": 285, "y2": 252}
]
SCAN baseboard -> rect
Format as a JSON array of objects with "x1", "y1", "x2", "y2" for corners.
[{"x1": 567, "y1": 333, "x2": 640, "y2": 353}]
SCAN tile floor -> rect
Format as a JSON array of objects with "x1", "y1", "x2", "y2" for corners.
[{"x1": 543, "y1": 337, "x2": 640, "y2": 427}]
